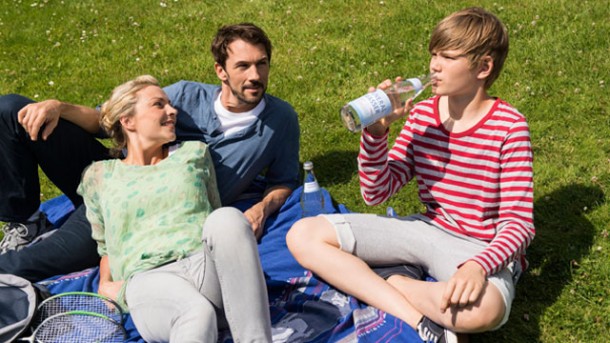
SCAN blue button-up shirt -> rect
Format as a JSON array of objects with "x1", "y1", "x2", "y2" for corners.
[{"x1": 164, "y1": 81, "x2": 300, "y2": 205}]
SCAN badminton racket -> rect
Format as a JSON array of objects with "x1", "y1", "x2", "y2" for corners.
[
  {"x1": 33, "y1": 291, "x2": 125, "y2": 328},
  {"x1": 18, "y1": 310, "x2": 126, "y2": 343}
]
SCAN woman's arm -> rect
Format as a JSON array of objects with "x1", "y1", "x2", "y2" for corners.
[{"x1": 98, "y1": 255, "x2": 123, "y2": 302}]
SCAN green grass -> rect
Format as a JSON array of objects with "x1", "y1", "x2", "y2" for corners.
[{"x1": 1, "y1": 0, "x2": 609, "y2": 341}]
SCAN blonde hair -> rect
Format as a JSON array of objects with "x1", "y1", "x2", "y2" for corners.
[
  {"x1": 429, "y1": 7, "x2": 509, "y2": 89},
  {"x1": 100, "y1": 75, "x2": 160, "y2": 156}
]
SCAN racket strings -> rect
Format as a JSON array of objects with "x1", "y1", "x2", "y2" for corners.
[
  {"x1": 34, "y1": 292, "x2": 124, "y2": 327},
  {"x1": 25, "y1": 292, "x2": 127, "y2": 343},
  {"x1": 35, "y1": 312, "x2": 125, "y2": 343}
]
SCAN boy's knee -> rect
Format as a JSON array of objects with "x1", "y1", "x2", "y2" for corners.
[
  {"x1": 457, "y1": 300, "x2": 506, "y2": 333},
  {"x1": 470, "y1": 309, "x2": 504, "y2": 332},
  {"x1": 286, "y1": 218, "x2": 310, "y2": 251},
  {"x1": 286, "y1": 217, "x2": 328, "y2": 260},
  {"x1": 481, "y1": 302, "x2": 506, "y2": 331}
]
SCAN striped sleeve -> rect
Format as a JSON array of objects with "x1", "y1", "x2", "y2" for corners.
[
  {"x1": 358, "y1": 120, "x2": 416, "y2": 206},
  {"x1": 470, "y1": 117, "x2": 535, "y2": 275}
]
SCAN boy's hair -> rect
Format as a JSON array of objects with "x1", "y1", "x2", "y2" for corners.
[
  {"x1": 100, "y1": 75, "x2": 159, "y2": 156},
  {"x1": 211, "y1": 23, "x2": 272, "y2": 69},
  {"x1": 429, "y1": 7, "x2": 509, "y2": 89}
]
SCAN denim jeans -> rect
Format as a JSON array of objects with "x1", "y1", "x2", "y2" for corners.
[
  {"x1": 0, "y1": 94, "x2": 109, "y2": 281},
  {"x1": 125, "y1": 207, "x2": 272, "y2": 343},
  {"x1": 0, "y1": 205, "x2": 101, "y2": 281},
  {"x1": 0, "y1": 94, "x2": 110, "y2": 221}
]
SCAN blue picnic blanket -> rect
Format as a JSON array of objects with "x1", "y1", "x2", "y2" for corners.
[{"x1": 38, "y1": 187, "x2": 422, "y2": 342}]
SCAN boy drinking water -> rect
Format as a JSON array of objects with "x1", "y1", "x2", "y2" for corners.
[{"x1": 287, "y1": 7, "x2": 534, "y2": 343}]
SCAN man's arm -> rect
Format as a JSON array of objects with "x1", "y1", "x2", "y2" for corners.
[
  {"x1": 240, "y1": 98, "x2": 300, "y2": 238},
  {"x1": 243, "y1": 185, "x2": 292, "y2": 239},
  {"x1": 18, "y1": 99, "x2": 100, "y2": 141}
]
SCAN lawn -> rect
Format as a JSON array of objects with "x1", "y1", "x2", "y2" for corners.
[{"x1": 1, "y1": 0, "x2": 609, "y2": 342}]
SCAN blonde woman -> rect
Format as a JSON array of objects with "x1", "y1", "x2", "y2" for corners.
[{"x1": 78, "y1": 75, "x2": 271, "y2": 342}]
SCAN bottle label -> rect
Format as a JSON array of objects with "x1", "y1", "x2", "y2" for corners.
[
  {"x1": 348, "y1": 89, "x2": 392, "y2": 127},
  {"x1": 303, "y1": 181, "x2": 320, "y2": 193}
]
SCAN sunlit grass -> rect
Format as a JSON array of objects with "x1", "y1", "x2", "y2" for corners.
[{"x1": 1, "y1": 1, "x2": 608, "y2": 341}]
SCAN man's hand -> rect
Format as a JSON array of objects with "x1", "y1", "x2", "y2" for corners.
[
  {"x1": 243, "y1": 186, "x2": 292, "y2": 240},
  {"x1": 440, "y1": 260, "x2": 487, "y2": 313},
  {"x1": 243, "y1": 203, "x2": 266, "y2": 240},
  {"x1": 17, "y1": 100, "x2": 63, "y2": 141},
  {"x1": 98, "y1": 279, "x2": 124, "y2": 302}
]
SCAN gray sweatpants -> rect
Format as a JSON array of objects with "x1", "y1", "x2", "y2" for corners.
[
  {"x1": 125, "y1": 207, "x2": 272, "y2": 343},
  {"x1": 323, "y1": 213, "x2": 519, "y2": 329}
]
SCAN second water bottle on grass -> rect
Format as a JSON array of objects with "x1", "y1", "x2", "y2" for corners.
[{"x1": 300, "y1": 161, "x2": 325, "y2": 217}]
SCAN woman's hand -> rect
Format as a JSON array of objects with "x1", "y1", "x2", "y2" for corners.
[
  {"x1": 98, "y1": 279, "x2": 124, "y2": 302},
  {"x1": 366, "y1": 77, "x2": 415, "y2": 136},
  {"x1": 440, "y1": 260, "x2": 487, "y2": 313}
]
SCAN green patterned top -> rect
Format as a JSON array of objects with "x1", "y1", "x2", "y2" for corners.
[{"x1": 77, "y1": 141, "x2": 221, "y2": 301}]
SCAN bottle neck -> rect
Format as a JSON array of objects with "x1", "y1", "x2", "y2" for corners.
[{"x1": 304, "y1": 170, "x2": 316, "y2": 182}]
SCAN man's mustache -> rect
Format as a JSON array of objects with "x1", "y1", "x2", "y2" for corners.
[{"x1": 244, "y1": 81, "x2": 264, "y2": 89}]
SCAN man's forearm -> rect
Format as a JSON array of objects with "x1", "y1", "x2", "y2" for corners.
[
  {"x1": 59, "y1": 101, "x2": 101, "y2": 134},
  {"x1": 259, "y1": 186, "x2": 292, "y2": 217},
  {"x1": 242, "y1": 185, "x2": 292, "y2": 239}
]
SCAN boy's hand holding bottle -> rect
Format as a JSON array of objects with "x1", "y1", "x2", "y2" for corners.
[
  {"x1": 340, "y1": 73, "x2": 434, "y2": 133},
  {"x1": 365, "y1": 77, "x2": 416, "y2": 136}
]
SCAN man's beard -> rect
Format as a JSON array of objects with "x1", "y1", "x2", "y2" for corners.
[{"x1": 229, "y1": 80, "x2": 266, "y2": 105}]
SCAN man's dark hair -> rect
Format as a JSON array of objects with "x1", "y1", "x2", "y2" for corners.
[{"x1": 211, "y1": 23, "x2": 272, "y2": 68}]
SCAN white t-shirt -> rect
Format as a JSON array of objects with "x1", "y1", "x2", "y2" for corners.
[{"x1": 214, "y1": 92, "x2": 266, "y2": 137}]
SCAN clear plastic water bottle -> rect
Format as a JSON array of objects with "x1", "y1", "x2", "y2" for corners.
[
  {"x1": 300, "y1": 161, "x2": 325, "y2": 217},
  {"x1": 340, "y1": 73, "x2": 434, "y2": 132}
]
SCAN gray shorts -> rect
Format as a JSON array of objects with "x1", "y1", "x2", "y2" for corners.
[{"x1": 322, "y1": 213, "x2": 519, "y2": 329}]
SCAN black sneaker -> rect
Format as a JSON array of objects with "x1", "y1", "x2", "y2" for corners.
[
  {"x1": 372, "y1": 263, "x2": 424, "y2": 280},
  {"x1": 416, "y1": 316, "x2": 458, "y2": 343},
  {"x1": 0, "y1": 213, "x2": 53, "y2": 253}
]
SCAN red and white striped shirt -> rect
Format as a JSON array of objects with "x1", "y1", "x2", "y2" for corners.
[{"x1": 359, "y1": 96, "x2": 535, "y2": 275}]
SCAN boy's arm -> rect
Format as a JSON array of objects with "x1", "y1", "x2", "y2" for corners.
[
  {"x1": 442, "y1": 119, "x2": 535, "y2": 311},
  {"x1": 470, "y1": 119, "x2": 535, "y2": 276},
  {"x1": 358, "y1": 115, "x2": 416, "y2": 206},
  {"x1": 18, "y1": 99, "x2": 101, "y2": 141},
  {"x1": 358, "y1": 79, "x2": 416, "y2": 206},
  {"x1": 441, "y1": 118, "x2": 535, "y2": 312}
]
